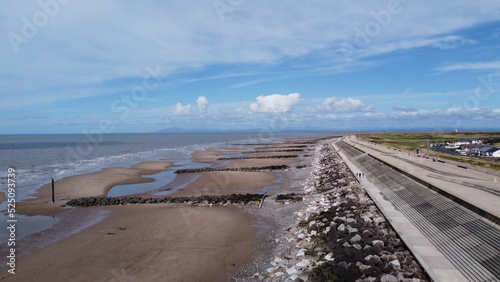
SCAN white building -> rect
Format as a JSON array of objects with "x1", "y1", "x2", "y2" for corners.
[
  {"x1": 486, "y1": 148, "x2": 500, "y2": 157},
  {"x1": 456, "y1": 139, "x2": 471, "y2": 146}
]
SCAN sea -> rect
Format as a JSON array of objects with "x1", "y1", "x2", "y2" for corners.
[
  {"x1": 0, "y1": 132, "x2": 333, "y2": 263},
  {"x1": 0, "y1": 132, "x2": 332, "y2": 201}
]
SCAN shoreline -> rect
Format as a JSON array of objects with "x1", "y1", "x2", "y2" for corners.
[
  {"x1": 235, "y1": 140, "x2": 432, "y2": 281},
  {"x1": 16, "y1": 161, "x2": 178, "y2": 216},
  {"x1": 0, "y1": 204, "x2": 258, "y2": 281},
  {"x1": 2, "y1": 136, "x2": 323, "y2": 280}
]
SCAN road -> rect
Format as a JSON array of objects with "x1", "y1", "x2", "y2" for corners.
[{"x1": 336, "y1": 140, "x2": 500, "y2": 282}]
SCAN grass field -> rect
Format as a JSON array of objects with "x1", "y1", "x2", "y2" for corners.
[{"x1": 361, "y1": 132, "x2": 500, "y2": 171}]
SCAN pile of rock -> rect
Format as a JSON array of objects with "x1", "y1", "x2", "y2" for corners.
[
  {"x1": 303, "y1": 143, "x2": 354, "y2": 194},
  {"x1": 252, "y1": 186, "x2": 429, "y2": 281},
  {"x1": 311, "y1": 186, "x2": 429, "y2": 281},
  {"x1": 275, "y1": 193, "x2": 303, "y2": 203},
  {"x1": 252, "y1": 149, "x2": 304, "y2": 153},
  {"x1": 255, "y1": 145, "x2": 308, "y2": 150},
  {"x1": 249, "y1": 142, "x2": 430, "y2": 281},
  {"x1": 66, "y1": 193, "x2": 266, "y2": 207},
  {"x1": 218, "y1": 155, "x2": 298, "y2": 160},
  {"x1": 174, "y1": 165, "x2": 289, "y2": 174}
]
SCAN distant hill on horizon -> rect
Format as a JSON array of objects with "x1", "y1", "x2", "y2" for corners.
[
  {"x1": 155, "y1": 127, "x2": 335, "y2": 134},
  {"x1": 154, "y1": 127, "x2": 500, "y2": 134}
]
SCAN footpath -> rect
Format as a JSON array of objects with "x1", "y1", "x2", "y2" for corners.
[
  {"x1": 333, "y1": 136, "x2": 500, "y2": 282},
  {"x1": 343, "y1": 135, "x2": 500, "y2": 222}
]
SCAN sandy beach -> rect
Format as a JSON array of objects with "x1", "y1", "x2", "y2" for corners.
[
  {"x1": 191, "y1": 147, "x2": 246, "y2": 163},
  {"x1": 17, "y1": 161, "x2": 177, "y2": 216},
  {"x1": 219, "y1": 158, "x2": 297, "y2": 169},
  {"x1": 2, "y1": 138, "x2": 311, "y2": 281},
  {"x1": 167, "y1": 171, "x2": 280, "y2": 197},
  {"x1": 0, "y1": 204, "x2": 257, "y2": 282},
  {"x1": 0, "y1": 191, "x2": 5, "y2": 203},
  {"x1": 166, "y1": 146, "x2": 299, "y2": 197}
]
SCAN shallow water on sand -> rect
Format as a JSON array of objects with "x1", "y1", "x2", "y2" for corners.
[{"x1": 0, "y1": 132, "x2": 300, "y2": 200}]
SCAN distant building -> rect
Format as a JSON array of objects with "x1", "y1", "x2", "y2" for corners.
[
  {"x1": 493, "y1": 149, "x2": 500, "y2": 158},
  {"x1": 471, "y1": 147, "x2": 483, "y2": 155},
  {"x1": 456, "y1": 139, "x2": 471, "y2": 145},
  {"x1": 476, "y1": 146, "x2": 494, "y2": 156},
  {"x1": 485, "y1": 147, "x2": 500, "y2": 157},
  {"x1": 445, "y1": 143, "x2": 459, "y2": 149}
]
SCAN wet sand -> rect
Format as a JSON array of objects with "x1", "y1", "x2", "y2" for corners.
[
  {"x1": 2, "y1": 139, "x2": 310, "y2": 281},
  {"x1": 164, "y1": 159, "x2": 296, "y2": 197},
  {"x1": 0, "y1": 204, "x2": 257, "y2": 282},
  {"x1": 168, "y1": 149, "x2": 298, "y2": 197},
  {"x1": 17, "y1": 161, "x2": 176, "y2": 216},
  {"x1": 247, "y1": 151, "x2": 303, "y2": 158},
  {"x1": 167, "y1": 171, "x2": 280, "y2": 197},
  {"x1": 219, "y1": 158, "x2": 297, "y2": 169},
  {"x1": 191, "y1": 147, "x2": 246, "y2": 163}
]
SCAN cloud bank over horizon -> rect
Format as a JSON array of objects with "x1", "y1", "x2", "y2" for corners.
[{"x1": 1, "y1": 0, "x2": 499, "y2": 133}]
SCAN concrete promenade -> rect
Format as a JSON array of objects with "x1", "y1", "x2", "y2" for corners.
[
  {"x1": 332, "y1": 136, "x2": 500, "y2": 282},
  {"x1": 345, "y1": 135, "x2": 500, "y2": 222}
]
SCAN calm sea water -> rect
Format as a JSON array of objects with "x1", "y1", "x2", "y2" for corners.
[
  {"x1": 0, "y1": 132, "x2": 331, "y2": 259},
  {"x1": 0, "y1": 132, "x2": 328, "y2": 200}
]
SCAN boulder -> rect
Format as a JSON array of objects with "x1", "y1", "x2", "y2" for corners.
[
  {"x1": 350, "y1": 234, "x2": 362, "y2": 244},
  {"x1": 389, "y1": 259, "x2": 401, "y2": 270},
  {"x1": 380, "y1": 274, "x2": 398, "y2": 282},
  {"x1": 347, "y1": 226, "x2": 359, "y2": 234}
]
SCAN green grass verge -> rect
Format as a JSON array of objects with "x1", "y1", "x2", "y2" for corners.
[{"x1": 361, "y1": 132, "x2": 500, "y2": 171}]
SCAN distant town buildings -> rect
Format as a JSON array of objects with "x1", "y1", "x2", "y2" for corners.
[
  {"x1": 432, "y1": 137, "x2": 500, "y2": 158},
  {"x1": 485, "y1": 147, "x2": 500, "y2": 157}
]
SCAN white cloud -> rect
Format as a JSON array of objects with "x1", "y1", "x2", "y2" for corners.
[
  {"x1": 355, "y1": 35, "x2": 476, "y2": 60},
  {"x1": 197, "y1": 96, "x2": 209, "y2": 113},
  {"x1": 434, "y1": 61, "x2": 500, "y2": 72},
  {"x1": 174, "y1": 103, "x2": 191, "y2": 116},
  {"x1": 392, "y1": 106, "x2": 417, "y2": 112},
  {"x1": 3, "y1": 1, "x2": 500, "y2": 110},
  {"x1": 430, "y1": 36, "x2": 477, "y2": 50},
  {"x1": 384, "y1": 107, "x2": 500, "y2": 120},
  {"x1": 320, "y1": 97, "x2": 373, "y2": 113},
  {"x1": 249, "y1": 93, "x2": 300, "y2": 113}
]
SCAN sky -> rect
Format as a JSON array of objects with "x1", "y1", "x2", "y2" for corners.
[{"x1": 1, "y1": 0, "x2": 500, "y2": 134}]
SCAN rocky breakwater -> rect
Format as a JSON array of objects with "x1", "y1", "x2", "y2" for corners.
[
  {"x1": 66, "y1": 193, "x2": 303, "y2": 207},
  {"x1": 66, "y1": 194, "x2": 267, "y2": 207},
  {"x1": 251, "y1": 143, "x2": 430, "y2": 281},
  {"x1": 218, "y1": 155, "x2": 298, "y2": 160},
  {"x1": 174, "y1": 165, "x2": 289, "y2": 174}
]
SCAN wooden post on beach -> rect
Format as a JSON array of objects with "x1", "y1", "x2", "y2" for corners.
[
  {"x1": 51, "y1": 177, "x2": 55, "y2": 203},
  {"x1": 259, "y1": 193, "x2": 266, "y2": 208}
]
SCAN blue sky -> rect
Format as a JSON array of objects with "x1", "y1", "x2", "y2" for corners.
[{"x1": 1, "y1": 0, "x2": 500, "y2": 134}]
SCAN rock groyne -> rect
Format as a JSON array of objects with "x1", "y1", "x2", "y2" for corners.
[
  {"x1": 66, "y1": 193, "x2": 266, "y2": 207},
  {"x1": 249, "y1": 142, "x2": 430, "y2": 281},
  {"x1": 174, "y1": 165, "x2": 289, "y2": 174}
]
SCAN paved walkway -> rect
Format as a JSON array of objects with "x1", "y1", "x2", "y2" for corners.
[
  {"x1": 333, "y1": 138, "x2": 500, "y2": 282},
  {"x1": 345, "y1": 136, "x2": 500, "y2": 222}
]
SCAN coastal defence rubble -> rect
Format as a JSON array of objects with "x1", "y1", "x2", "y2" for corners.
[
  {"x1": 247, "y1": 143, "x2": 430, "y2": 281},
  {"x1": 217, "y1": 155, "x2": 298, "y2": 160},
  {"x1": 174, "y1": 165, "x2": 290, "y2": 174},
  {"x1": 66, "y1": 193, "x2": 303, "y2": 207},
  {"x1": 57, "y1": 137, "x2": 431, "y2": 281}
]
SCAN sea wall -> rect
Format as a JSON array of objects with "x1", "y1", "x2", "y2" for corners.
[{"x1": 251, "y1": 143, "x2": 430, "y2": 281}]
